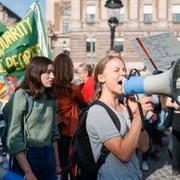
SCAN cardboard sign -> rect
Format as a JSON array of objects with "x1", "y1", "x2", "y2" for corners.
[{"x1": 131, "y1": 32, "x2": 180, "y2": 73}]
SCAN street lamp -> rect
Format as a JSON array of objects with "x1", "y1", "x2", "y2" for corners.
[
  {"x1": 63, "y1": 40, "x2": 70, "y2": 55},
  {"x1": 105, "y1": 0, "x2": 123, "y2": 51},
  {"x1": 63, "y1": 40, "x2": 67, "y2": 50}
]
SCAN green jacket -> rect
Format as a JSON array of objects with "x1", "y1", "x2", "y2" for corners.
[{"x1": 7, "y1": 88, "x2": 59, "y2": 155}]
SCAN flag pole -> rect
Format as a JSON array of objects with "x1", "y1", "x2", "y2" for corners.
[{"x1": 136, "y1": 37, "x2": 158, "y2": 71}]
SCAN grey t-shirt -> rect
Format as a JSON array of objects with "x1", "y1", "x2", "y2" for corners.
[{"x1": 86, "y1": 104, "x2": 142, "y2": 180}]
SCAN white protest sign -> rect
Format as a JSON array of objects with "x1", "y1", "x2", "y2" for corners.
[{"x1": 131, "y1": 32, "x2": 180, "y2": 73}]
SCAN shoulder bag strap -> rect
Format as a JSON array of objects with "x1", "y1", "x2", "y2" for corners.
[
  {"x1": 10, "y1": 90, "x2": 33, "y2": 170},
  {"x1": 22, "y1": 91, "x2": 33, "y2": 154},
  {"x1": 23, "y1": 91, "x2": 33, "y2": 121}
]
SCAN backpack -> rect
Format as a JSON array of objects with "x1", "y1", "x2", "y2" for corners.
[
  {"x1": 63, "y1": 100, "x2": 121, "y2": 180},
  {"x1": 1, "y1": 90, "x2": 33, "y2": 152}
]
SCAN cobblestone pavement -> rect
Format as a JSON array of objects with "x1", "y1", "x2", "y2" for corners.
[
  {"x1": 142, "y1": 130, "x2": 180, "y2": 180},
  {"x1": 0, "y1": 129, "x2": 180, "y2": 179}
]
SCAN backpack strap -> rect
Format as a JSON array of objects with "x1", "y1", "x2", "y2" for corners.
[
  {"x1": 90, "y1": 100, "x2": 121, "y2": 170},
  {"x1": 91, "y1": 100, "x2": 121, "y2": 130}
]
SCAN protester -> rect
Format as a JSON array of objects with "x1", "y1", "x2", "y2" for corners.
[
  {"x1": 72, "y1": 68, "x2": 81, "y2": 85},
  {"x1": 141, "y1": 94, "x2": 161, "y2": 171},
  {"x1": 78, "y1": 63, "x2": 95, "y2": 103},
  {"x1": 165, "y1": 97, "x2": 180, "y2": 175},
  {"x1": 6, "y1": 57, "x2": 60, "y2": 180},
  {"x1": 158, "y1": 95, "x2": 168, "y2": 130},
  {"x1": 150, "y1": 95, "x2": 163, "y2": 156},
  {"x1": 54, "y1": 53, "x2": 86, "y2": 180},
  {"x1": 86, "y1": 55, "x2": 153, "y2": 179}
]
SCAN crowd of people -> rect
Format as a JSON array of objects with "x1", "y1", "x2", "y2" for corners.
[{"x1": 0, "y1": 52, "x2": 180, "y2": 180}]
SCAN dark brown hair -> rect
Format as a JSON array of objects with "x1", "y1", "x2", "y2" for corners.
[
  {"x1": 54, "y1": 53, "x2": 74, "y2": 96},
  {"x1": 20, "y1": 56, "x2": 54, "y2": 100}
]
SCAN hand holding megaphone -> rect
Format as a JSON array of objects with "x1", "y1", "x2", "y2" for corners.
[
  {"x1": 122, "y1": 59, "x2": 180, "y2": 106},
  {"x1": 126, "y1": 95, "x2": 153, "y2": 118}
]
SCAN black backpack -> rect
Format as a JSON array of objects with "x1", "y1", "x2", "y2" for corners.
[
  {"x1": 1, "y1": 90, "x2": 33, "y2": 152},
  {"x1": 63, "y1": 100, "x2": 121, "y2": 180}
]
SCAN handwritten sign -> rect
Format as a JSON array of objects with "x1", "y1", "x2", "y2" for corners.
[{"x1": 131, "y1": 32, "x2": 180, "y2": 73}]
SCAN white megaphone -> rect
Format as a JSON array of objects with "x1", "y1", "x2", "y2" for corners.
[{"x1": 123, "y1": 59, "x2": 180, "y2": 105}]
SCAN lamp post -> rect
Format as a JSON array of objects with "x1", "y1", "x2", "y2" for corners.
[
  {"x1": 63, "y1": 40, "x2": 67, "y2": 51},
  {"x1": 105, "y1": 0, "x2": 123, "y2": 51},
  {"x1": 63, "y1": 40, "x2": 70, "y2": 55}
]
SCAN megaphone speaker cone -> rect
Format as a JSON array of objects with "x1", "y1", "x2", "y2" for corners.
[
  {"x1": 123, "y1": 58, "x2": 180, "y2": 106},
  {"x1": 170, "y1": 59, "x2": 180, "y2": 105}
]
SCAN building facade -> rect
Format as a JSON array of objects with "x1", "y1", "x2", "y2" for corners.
[{"x1": 46, "y1": 0, "x2": 180, "y2": 69}]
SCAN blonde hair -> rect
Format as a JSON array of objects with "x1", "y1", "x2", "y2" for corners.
[
  {"x1": 94, "y1": 55, "x2": 125, "y2": 100},
  {"x1": 79, "y1": 63, "x2": 93, "y2": 76}
]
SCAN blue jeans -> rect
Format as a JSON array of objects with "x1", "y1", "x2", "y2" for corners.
[{"x1": 12, "y1": 145, "x2": 56, "y2": 180}]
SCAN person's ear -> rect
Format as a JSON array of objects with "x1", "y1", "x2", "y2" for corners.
[{"x1": 98, "y1": 74, "x2": 105, "y2": 83}]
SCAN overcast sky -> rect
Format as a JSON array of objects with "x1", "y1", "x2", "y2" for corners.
[{"x1": 0, "y1": 0, "x2": 46, "y2": 18}]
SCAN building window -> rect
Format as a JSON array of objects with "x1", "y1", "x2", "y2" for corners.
[
  {"x1": 115, "y1": 38, "x2": 124, "y2": 52},
  {"x1": 86, "y1": 38, "x2": 95, "y2": 53},
  {"x1": 86, "y1": 5, "x2": 96, "y2": 23},
  {"x1": 118, "y1": 7, "x2": 124, "y2": 23},
  {"x1": 63, "y1": 8, "x2": 70, "y2": 16},
  {"x1": 177, "y1": 37, "x2": 180, "y2": 41},
  {"x1": 63, "y1": 21, "x2": 69, "y2": 34},
  {"x1": 172, "y1": 5, "x2": 180, "y2": 23},
  {"x1": 143, "y1": 5, "x2": 153, "y2": 23}
]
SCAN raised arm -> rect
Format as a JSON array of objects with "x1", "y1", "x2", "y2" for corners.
[{"x1": 104, "y1": 96, "x2": 152, "y2": 162}]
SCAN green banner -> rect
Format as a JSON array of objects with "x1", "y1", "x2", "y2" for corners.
[
  {"x1": 0, "y1": 0, "x2": 51, "y2": 82},
  {"x1": 0, "y1": 22, "x2": 8, "y2": 36}
]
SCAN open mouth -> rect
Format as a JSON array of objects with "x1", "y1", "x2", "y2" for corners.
[{"x1": 118, "y1": 80, "x2": 123, "y2": 85}]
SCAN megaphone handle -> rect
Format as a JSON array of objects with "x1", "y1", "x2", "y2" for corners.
[{"x1": 136, "y1": 101, "x2": 145, "y2": 131}]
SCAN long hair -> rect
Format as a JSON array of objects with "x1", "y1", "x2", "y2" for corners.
[
  {"x1": 20, "y1": 56, "x2": 54, "y2": 100},
  {"x1": 94, "y1": 55, "x2": 125, "y2": 100},
  {"x1": 54, "y1": 53, "x2": 74, "y2": 96}
]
